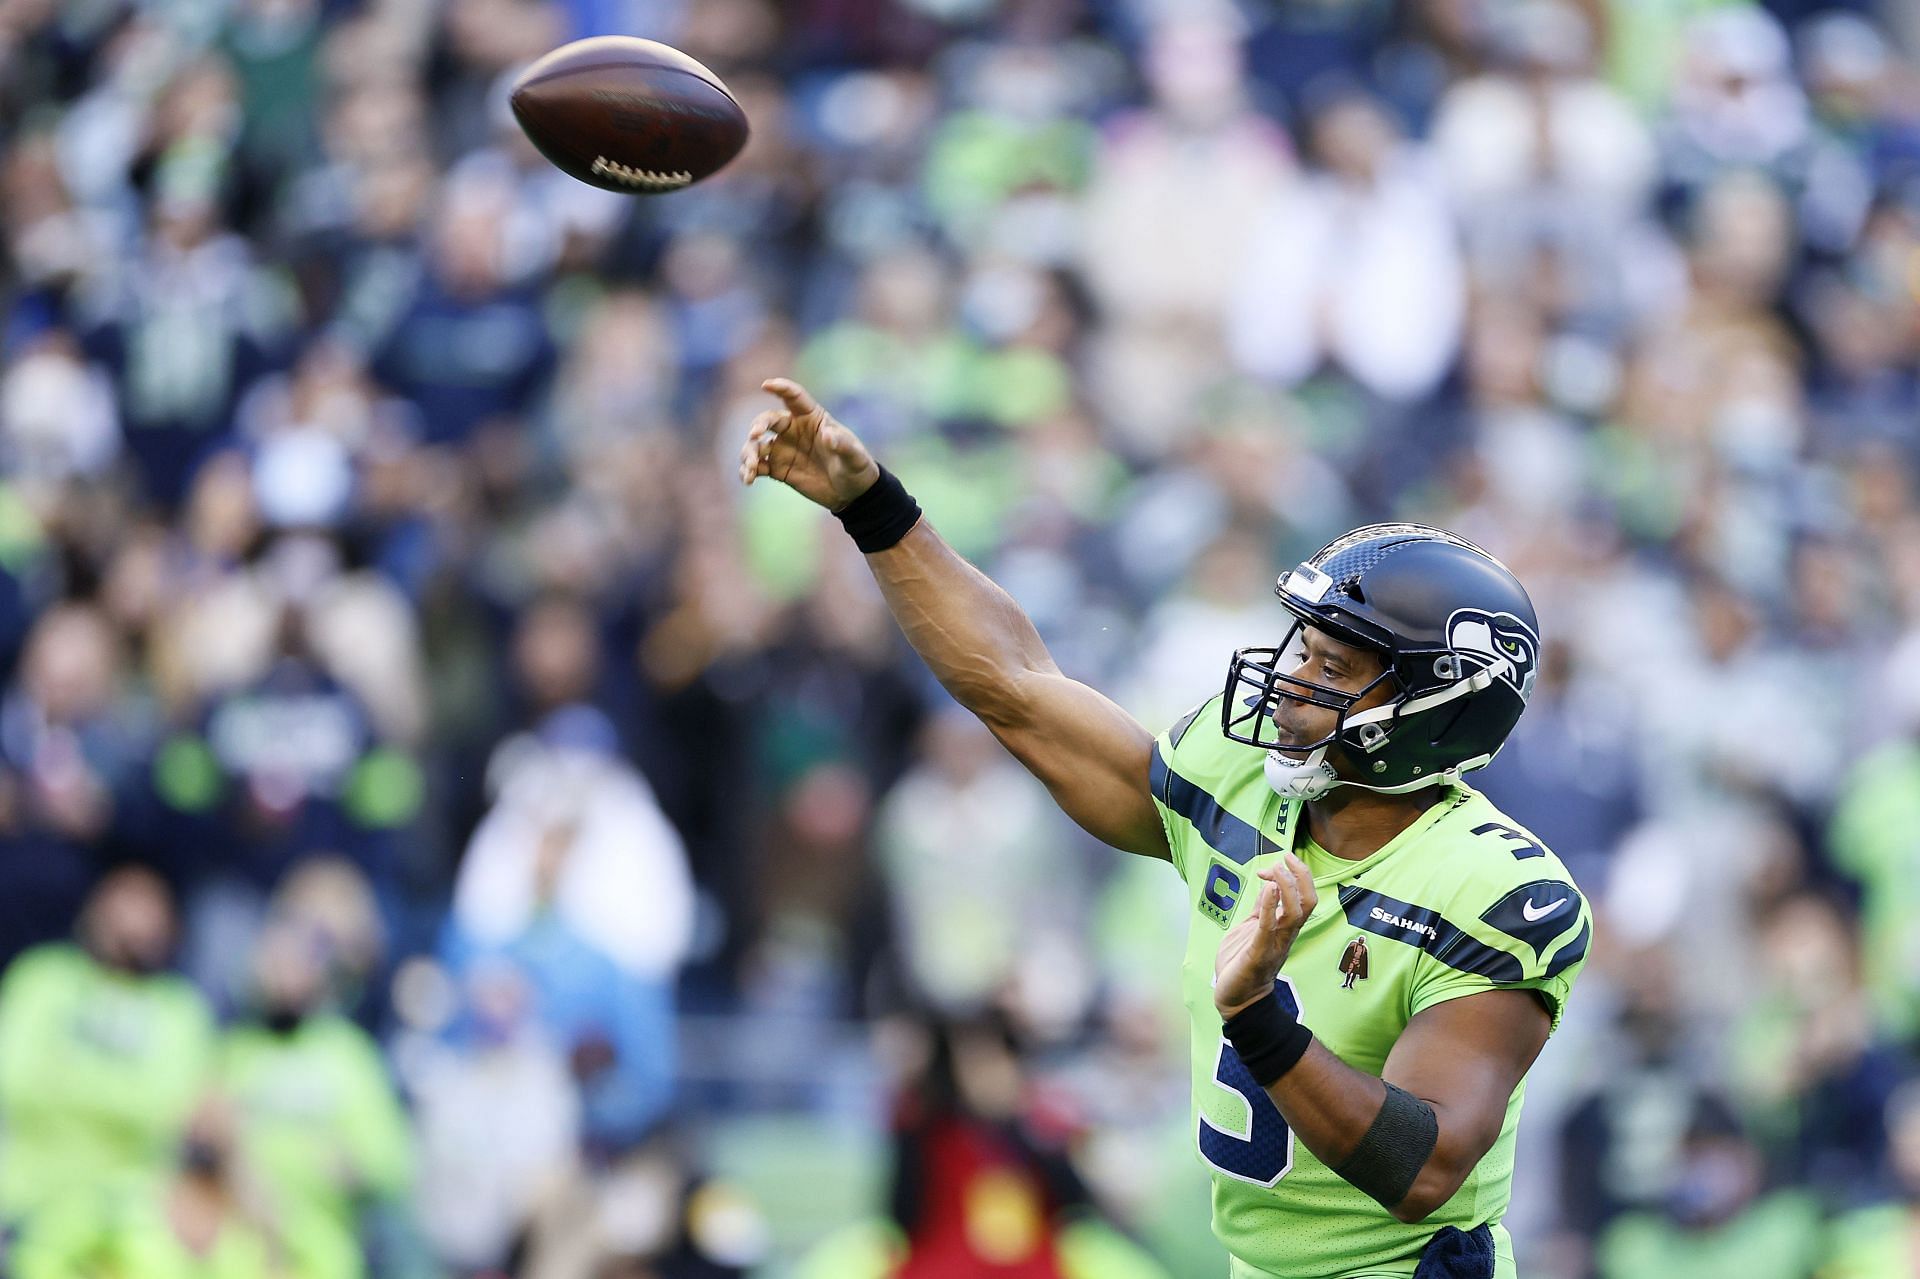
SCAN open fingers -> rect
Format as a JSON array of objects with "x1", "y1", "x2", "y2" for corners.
[
  {"x1": 745, "y1": 410, "x2": 784, "y2": 455},
  {"x1": 1264, "y1": 866, "x2": 1294, "y2": 932},
  {"x1": 746, "y1": 437, "x2": 809, "y2": 487},
  {"x1": 1254, "y1": 874, "x2": 1282, "y2": 935},
  {"x1": 737, "y1": 422, "x2": 767, "y2": 476},
  {"x1": 1288, "y1": 853, "x2": 1319, "y2": 916},
  {"x1": 737, "y1": 429, "x2": 759, "y2": 482},
  {"x1": 739, "y1": 411, "x2": 790, "y2": 485},
  {"x1": 1258, "y1": 854, "x2": 1315, "y2": 926},
  {"x1": 761, "y1": 377, "x2": 821, "y2": 419},
  {"x1": 1277, "y1": 853, "x2": 1314, "y2": 924}
]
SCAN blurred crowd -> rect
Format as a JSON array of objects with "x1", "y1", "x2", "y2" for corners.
[{"x1": 2, "y1": 0, "x2": 1920, "y2": 1275}]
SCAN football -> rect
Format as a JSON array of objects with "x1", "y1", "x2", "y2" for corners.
[{"x1": 508, "y1": 36, "x2": 749, "y2": 195}]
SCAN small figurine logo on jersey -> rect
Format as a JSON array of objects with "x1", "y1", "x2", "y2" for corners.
[{"x1": 1339, "y1": 936, "x2": 1369, "y2": 989}]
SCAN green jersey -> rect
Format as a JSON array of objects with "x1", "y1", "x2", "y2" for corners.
[
  {"x1": 1151, "y1": 696, "x2": 1592, "y2": 1279},
  {"x1": 0, "y1": 945, "x2": 215, "y2": 1222},
  {"x1": 222, "y1": 1015, "x2": 414, "y2": 1227}
]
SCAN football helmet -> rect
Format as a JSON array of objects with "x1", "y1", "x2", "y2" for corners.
[{"x1": 1222, "y1": 523, "x2": 1540, "y2": 801}]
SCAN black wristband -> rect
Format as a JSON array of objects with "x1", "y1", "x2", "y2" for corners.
[
  {"x1": 1223, "y1": 993, "x2": 1314, "y2": 1087},
  {"x1": 833, "y1": 465, "x2": 922, "y2": 554}
]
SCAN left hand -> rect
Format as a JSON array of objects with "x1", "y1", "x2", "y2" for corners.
[{"x1": 1214, "y1": 853, "x2": 1318, "y2": 1019}]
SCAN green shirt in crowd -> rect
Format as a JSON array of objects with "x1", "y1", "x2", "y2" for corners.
[
  {"x1": 1596, "y1": 1191, "x2": 1824, "y2": 1279},
  {"x1": 1817, "y1": 1202, "x2": 1920, "y2": 1278},
  {"x1": 12, "y1": 1184, "x2": 358, "y2": 1279},
  {"x1": 220, "y1": 1015, "x2": 414, "y2": 1229},
  {"x1": 1828, "y1": 740, "x2": 1920, "y2": 1038},
  {"x1": 0, "y1": 945, "x2": 216, "y2": 1221}
]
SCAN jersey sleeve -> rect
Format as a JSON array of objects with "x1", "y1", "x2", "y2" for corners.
[
  {"x1": 1148, "y1": 695, "x2": 1224, "y2": 885},
  {"x1": 1408, "y1": 849, "x2": 1593, "y2": 1034}
]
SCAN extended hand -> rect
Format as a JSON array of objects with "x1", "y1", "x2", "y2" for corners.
[
  {"x1": 1214, "y1": 853, "x2": 1318, "y2": 1019},
  {"x1": 737, "y1": 378, "x2": 880, "y2": 512}
]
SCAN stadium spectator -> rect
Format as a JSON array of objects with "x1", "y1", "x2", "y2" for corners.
[
  {"x1": 1473, "y1": 638, "x2": 1642, "y2": 888},
  {"x1": 1728, "y1": 893, "x2": 1901, "y2": 1201},
  {"x1": 792, "y1": 1009, "x2": 1168, "y2": 1279},
  {"x1": 875, "y1": 706, "x2": 1081, "y2": 1015},
  {"x1": 513, "y1": 1137, "x2": 769, "y2": 1279},
  {"x1": 442, "y1": 817, "x2": 680, "y2": 1154},
  {"x1": 265, "y1": 854, "x2": 391, "y2": 1023},
  {"x1": 1661, "y1": 8, "x2": 1816, "y2": 197},
  {"x1": 156, "y1": 580, "x2": 420, "y2": 933},
  {"x1": 453, "y1": 728, "x2": 694, "y2": 984},
  {"x1": 78, "y1": 69, "x2": 292, "y2": 510},
  {"x1": 1227, "y1": 82, "x2": 1465, "y2": 403},
  {"x1": 367, "y1": 188, "x2": 557, "y2": 448},
  {"x1": 881, "y1": 1011, "x2": 1154, "y2": 1279},
  {"x1": 221, "y1": 922, "x2": 416, "y2": 1271},
  {"x1": 1819, "y1": 1080, "x2": 1920, "y2": 1274},
  {"x1": 0, "y1": 603, "x2": 152, "y2": 963},
  {"x1": 1555, "y1": 954, "x2": 1706, "y2": 1265},
  {"x1": 1591, "y1": 1103, "x2": 1822, "y2": 1279},
  {"x1": 1828, "y1": 624, "x2": 1920, "y2": 1035},
  {"x1": 1079, "y1": 4, "x2": 1292, "y2": 453},
  {"x1": 1429, "y1": 0, "x2": 1658, "y2": 307},
  {"x1": 399, "y1": 954, "x2": 581, "y2": 1274},
  {"x1": 0, "y1": 330, "x2": 121, "y2": 489},
  {"x1": 10, "y1": 1098, "x2": 357, "y2": 1279},
  {"x1": 0, "y1": 866, "x2": 215, "y2": 1224}
]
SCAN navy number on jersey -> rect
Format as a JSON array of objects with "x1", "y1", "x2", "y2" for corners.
[
  {"x1": 1199, "y1": 977, "x2": 1301, "y2": 1187},
  {"x1": 1472, "y1": 820, "x2": 1544, "y2": 859}
]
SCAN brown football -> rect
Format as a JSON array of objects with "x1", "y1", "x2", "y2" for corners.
[{"x1": 508, "y1": 37, "x2": 749, "y2": 195}]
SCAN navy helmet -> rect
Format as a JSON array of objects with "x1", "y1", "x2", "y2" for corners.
[{"x1": 1222, "y1": 523, "x2": 1540, "y2": 800}]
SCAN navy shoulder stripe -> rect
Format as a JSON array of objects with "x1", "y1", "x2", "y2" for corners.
[
  {"x1": 1479, "y1": 881, "x2": 1584, "y2": 961},
  {"x1": 1340, "y1": 887, "x2": 1444, "y2": 948},
  {"x1": 1428, "y1": 930, "x2": 1526, "y2": 984},
  {"x1": 1150, "y1": 741, "x2": 1172, "y2": 807},
  {"x1": 1544, "y1": 919, "x2": 1591, "y2": 979},
  {"x1": 1168, "y1": 700, "x2": 1209, "y2": 750},
  {"x1": 1149, "y1": 744, "x2": 1266, "y2": 866},
  {"x1": 1339, "y1": 886, "x2": 1526, "y2": 984}
]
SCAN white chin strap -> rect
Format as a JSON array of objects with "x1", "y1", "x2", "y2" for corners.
[
  {"x1": 1263, "y1": 747, "x2": 1479, "y2": 802},
  {"x1": 1264, "y1": 746, "x2": 1342, "y2": 801}
]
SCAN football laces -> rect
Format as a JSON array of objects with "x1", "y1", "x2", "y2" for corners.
[{"x1": 590, "y1": 156, "x2": 694, "y2": 191}]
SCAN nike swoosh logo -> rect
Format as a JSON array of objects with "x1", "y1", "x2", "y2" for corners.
[{"x1": 1522, "y1": 897, "x2": 1569, "y2": 922}]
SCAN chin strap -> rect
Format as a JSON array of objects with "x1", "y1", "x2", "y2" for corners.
[
  {"x1": 1263, "y1": 746, "x2": 1342, "y2": 801},
  {"x1": 1264, "y1": 746, "x2": 1479, "y2": 802}
]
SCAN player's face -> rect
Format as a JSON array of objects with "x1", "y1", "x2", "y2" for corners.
[{"x1": 1269, "y1": 626, "x2": 1393, "y2": 759}]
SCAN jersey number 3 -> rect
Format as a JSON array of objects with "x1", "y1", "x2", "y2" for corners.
[{"x1": 1199, "y1": 977, "x2": 1300, "y2": 1187}]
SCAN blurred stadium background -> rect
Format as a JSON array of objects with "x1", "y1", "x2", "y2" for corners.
[{"x1": 2, "y1": 0, "x2": 1919, "y2": 1275}]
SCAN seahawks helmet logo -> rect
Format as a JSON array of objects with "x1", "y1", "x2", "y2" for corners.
[{"x1": 1445, "y1": 609, "x2": 1539, "y2": 700}]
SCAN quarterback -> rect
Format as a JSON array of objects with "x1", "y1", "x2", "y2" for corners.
[{"x1": 740, "y1": 379, "x2": 1590, "y2": 1279}]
